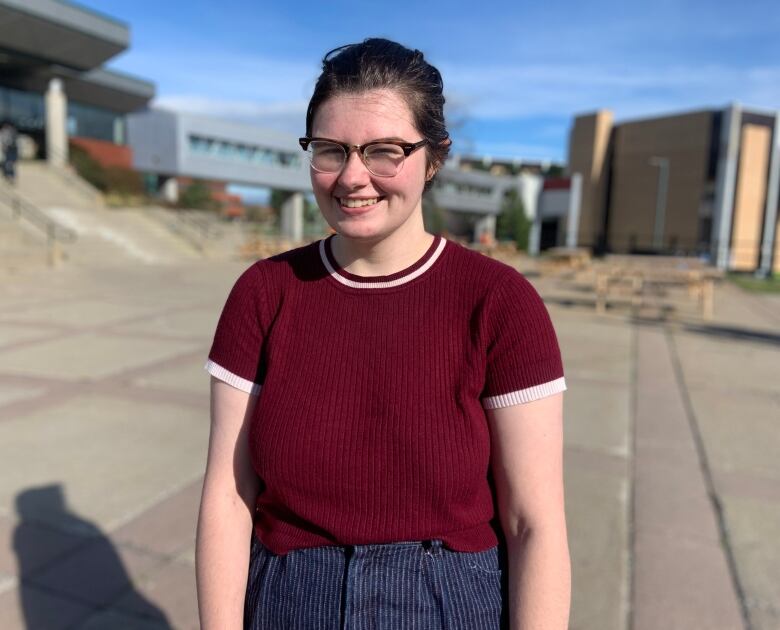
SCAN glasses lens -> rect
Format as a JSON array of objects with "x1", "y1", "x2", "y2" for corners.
[
  {"x1": 309, "y1": 141, "x2": 345, "y2": 173},
  {"x1": 364, "y1": 143, "x2": 405, "y2": 177}
]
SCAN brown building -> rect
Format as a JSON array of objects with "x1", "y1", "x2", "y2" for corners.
[{"x1": 567, "y1": 105, "x2": 780, "y2": 273}]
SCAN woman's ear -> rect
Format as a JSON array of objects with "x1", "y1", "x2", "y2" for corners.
[{"x1": 426, "y1": 137, "x2": 452, "y2": 181}]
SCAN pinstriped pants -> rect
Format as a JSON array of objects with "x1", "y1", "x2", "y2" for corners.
[{"x1": 244, "y1": 537, "x2": 507, "y2": 629}]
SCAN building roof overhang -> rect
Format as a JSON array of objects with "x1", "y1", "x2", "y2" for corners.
[{"x1": 0, "y1": 0, "x2": 128, "y2": 71}]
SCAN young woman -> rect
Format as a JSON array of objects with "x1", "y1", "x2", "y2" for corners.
[{"x1": 197, "y1": 38, "x2": 570, "y2": 630}]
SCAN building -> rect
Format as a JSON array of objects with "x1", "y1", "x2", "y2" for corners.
[
  {"x1": 563, "y1": 106, "x2": 780, "y2": 274},
  {"x1": 449, "y1": 153, "x2": 564, "y2": 177},
  {"x1": 126, "y1": 107, "x2": 552, "y2": 242},
  {"x1": 126, "y1": 107, "x2": 311, "y2": 199},
  {"x1": 0, "y1": 0, "x2": 155, "y2": 167}
]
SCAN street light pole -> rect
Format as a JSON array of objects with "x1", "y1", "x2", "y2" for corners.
[{"x1": 649, "y1": 157, "x2": 669, "y2": 251}]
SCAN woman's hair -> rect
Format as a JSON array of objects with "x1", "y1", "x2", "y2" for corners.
[{"x1": 306, "y1": 38, "x2": 450, "y2": 188}]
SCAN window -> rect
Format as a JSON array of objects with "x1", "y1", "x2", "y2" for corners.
[
  {"x1": 68, "y1": 101, "x2": 125, "y2": 143},
  {"x1": 0, "y1": 87, "x2": 45, "y2": 131},
  {"x1": 187, "y1": 134, "x2": 301, "y2": 169}
]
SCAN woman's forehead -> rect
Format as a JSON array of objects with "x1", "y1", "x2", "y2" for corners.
[{"x1": 311, "y1": 90, "x2": 418, "y2": 139}]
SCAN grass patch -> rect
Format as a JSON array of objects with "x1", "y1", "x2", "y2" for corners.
[{"x1": 728, "y1": 273, "x2": 780, "y2": 293}]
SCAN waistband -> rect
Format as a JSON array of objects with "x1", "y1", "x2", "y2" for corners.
[{"x1": 255, "y1": 537, "x2": 448, "y2": 558}]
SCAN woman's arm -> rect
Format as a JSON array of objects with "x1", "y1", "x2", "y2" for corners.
[
  {"x1": 196, "y1": 377, "x2": 262, "y2": 630},
  {"x1": 487, "y1": 392, "x2": 570, "y2": 630}
]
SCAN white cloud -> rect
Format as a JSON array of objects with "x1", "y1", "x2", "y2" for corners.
[
  {"x1": 142, "y1": 51, "x2": 779, "y2": 134},
  {"x1": 115, "y1": 39, "x2": 779, "y2": 165},
  {"x1": 455, "y1": 141, "x2": 565, "y2": 162},
  {"x1": 442, "y1": 62, "x2": 780, "y2": 120},
  {"x1": 115, "y1": 48, "x2": 318, "y2": 102}
]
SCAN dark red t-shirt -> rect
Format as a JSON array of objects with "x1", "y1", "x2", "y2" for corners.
[{"x1": 206, "y1": 235, "x2": 565, "y2": 555}]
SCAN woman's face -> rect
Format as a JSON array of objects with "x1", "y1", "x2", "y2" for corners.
[{"x1": 309, "y1": 89, "x2": 430, "y2": 244}]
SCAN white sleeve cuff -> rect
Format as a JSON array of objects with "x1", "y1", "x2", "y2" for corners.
[
  {"x1": 204, "y1": 359, "x2": 262, "y2": 396},
  {"x1": 481, "y1": 377, "x2": 566, "y2": 409}
]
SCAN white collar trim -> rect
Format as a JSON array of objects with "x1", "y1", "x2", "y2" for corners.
[{"x1": 319, "y1": 237, "x2": 447, "y2": 289}]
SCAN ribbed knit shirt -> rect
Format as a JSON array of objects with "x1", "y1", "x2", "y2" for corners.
[{"x1": 206, "y1": 234, "x2": 566, "y2": 555}]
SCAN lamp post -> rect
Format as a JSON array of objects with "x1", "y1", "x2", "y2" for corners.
[{"x1": 649, "y1": 157, "x2": 669, "y2": 251}]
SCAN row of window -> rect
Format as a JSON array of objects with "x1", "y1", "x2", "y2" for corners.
[
  {"x1": 68, "y1": 101, "x2": 125, "y2": 144},
  {"x1": 0, "y1": 87, "x2": 45, "y2": 130},
  {"x1": 435, "y1": 180, "x2": 494, "y2": 197},
  {"x1": 0, "y1": 85, "x2": 125, "y2": 144},
  {"x1": 187, "y1": 134, "x2": 302, "y2": 169}
]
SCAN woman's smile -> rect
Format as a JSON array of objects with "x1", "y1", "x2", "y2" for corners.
[{"x1": 337, "y1": 196, "x2": 386, "y2": 212}]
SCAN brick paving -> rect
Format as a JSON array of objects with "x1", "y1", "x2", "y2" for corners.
[{"x1": 0, "y1": 258, "x2": 777, "y2": 629}]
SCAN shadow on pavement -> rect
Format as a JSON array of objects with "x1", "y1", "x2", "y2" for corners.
[
  {"x1": 13, "y1": 484, "x2": 171, "y2": 629},
  {"x1": 680, "y1": 322, "x2": 780, "y2": 347}
]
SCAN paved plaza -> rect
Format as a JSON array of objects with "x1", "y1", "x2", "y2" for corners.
[{"x1": 0, "y1": 256, "x2": 778, "y2": 629}]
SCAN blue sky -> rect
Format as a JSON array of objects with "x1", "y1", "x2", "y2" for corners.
[{"x1": 88, "y1": 0, "x2": 779, "y2": 163}]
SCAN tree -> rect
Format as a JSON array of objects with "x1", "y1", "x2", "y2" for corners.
[
  {"x1": 422, "y1": 193, "x2": 446, "y2": 235},
  {"x1": 543, "y1": 164, "x2": 565, "y2": 178},
  {"x1": 496, "y1": 189, "x2": 531, "y2": 251}
]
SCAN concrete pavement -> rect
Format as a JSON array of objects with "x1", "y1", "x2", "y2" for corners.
[{"x1": 0, "y1": 257, "x2": 778, "y2": 629}]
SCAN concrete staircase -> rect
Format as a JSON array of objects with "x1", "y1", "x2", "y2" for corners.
[
  {"x1": 0, "y1": 203, "x2": 52, "y2": 273},
  {"x1": 1, "y1": 161, "x2": 264, "y2": 271},
  {"x1": 39, "y1": 205, "x2": 206, "y2": 266},
  {"x1": 7, "y1": 161, "x2": 207, "y2": 267},
  {"x1": 16, "y1": 160, "x2": 104, "y2": 211},
  {"x1": 144, "y1": 207, "x2": 257, "y2": 260}
]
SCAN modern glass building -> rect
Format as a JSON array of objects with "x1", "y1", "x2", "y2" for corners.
[{"x1": 0, "y1": 0, "x2": 154, "y2": 163}]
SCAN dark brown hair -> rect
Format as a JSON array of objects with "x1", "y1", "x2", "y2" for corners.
[{"x1": 306, "y1": 38, "x2": 450, "y2": 189}]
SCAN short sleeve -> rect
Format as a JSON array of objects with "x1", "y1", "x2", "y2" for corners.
[
  {"x1": 481, "y1": 269, "x2": 566, "y2": 409},
  {"x1": 204, "y1": 264, "x2": 267, "y2": 396}
]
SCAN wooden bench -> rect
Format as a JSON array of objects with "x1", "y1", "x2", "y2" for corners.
[{"x1": 539, "y1": 247, "x2": 592, "y2": 274}]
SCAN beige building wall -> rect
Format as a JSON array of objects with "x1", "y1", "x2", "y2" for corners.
[
  {"x1": 608, "y1": 111, "x2": 712, "y2": 253},
  {"x1": 731, "y1": 124, "x2": 771, "y2": 271},
  {"x1": 774, "y1": 220, "x2": 780, "y2": 274},
  {"x1": 568, "y1": 111, "x2": 613, "y2": 249}
]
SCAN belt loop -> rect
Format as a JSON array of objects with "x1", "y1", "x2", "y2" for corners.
[{"x1": 421, "y1": 539, "x2": 437, "y2": 555}]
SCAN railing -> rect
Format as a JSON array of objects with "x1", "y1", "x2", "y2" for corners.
[
  {"x1": 176, "y1": 209, "x2": 223, "y2": 241},
  {"x1": 0, "y1": 184, "x2": 77, "y2": 266},
  {"x1": 146, "y1": 206, "x2": 223, "y2": 252}
]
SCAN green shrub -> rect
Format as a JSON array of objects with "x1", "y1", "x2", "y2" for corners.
[
  {"x1": 68, "y1": 143, "x2": 145, "y2": 198},
  {"x1": 69, "y1": 143, "x2": 107, "y2": 191},
  {"x1": 103, "y1": 166, "x2": 145, "y2": 196},
  {"x1": 179, "y1": 180, "x2": 218, "y2": 211}
]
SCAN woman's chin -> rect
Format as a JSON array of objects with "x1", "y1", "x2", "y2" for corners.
[{"x1": 331, "y1": 218, "x2": 385, "y2": 241}]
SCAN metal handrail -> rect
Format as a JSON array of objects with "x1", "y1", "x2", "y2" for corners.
[
  {"x1": 177, "y1": 209, "x2": 223, "y2": 240},
  {"x1": 147, "y1": 206, "x2": 223, "y2": 252},
  {"x1": 0, "y1": 182, "x2": 77, "y2": 267},
  {"x1": 0, "y1": 184, "x2": 77, "y2": 244}
]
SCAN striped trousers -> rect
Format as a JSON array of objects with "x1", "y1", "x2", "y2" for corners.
[{"x1": 244, "y1": 537, "x2": 508, "y2": 629}]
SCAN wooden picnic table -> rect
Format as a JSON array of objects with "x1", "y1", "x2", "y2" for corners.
[{"x1": 593, "y1": 262, "x2": 723, "y2": 319}]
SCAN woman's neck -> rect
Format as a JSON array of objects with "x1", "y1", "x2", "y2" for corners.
[{"x1": 331, "y1": 222, "x2": 435, "y2": 278}]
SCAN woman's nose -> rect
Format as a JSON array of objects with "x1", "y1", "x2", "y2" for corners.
[{"x1": 337, "y1": 150, "x2": 371, "y2": 187}]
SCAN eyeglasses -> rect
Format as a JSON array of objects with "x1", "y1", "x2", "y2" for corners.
[{"x1": 298, "y1": 137, "x2": 428, "y2": 177}]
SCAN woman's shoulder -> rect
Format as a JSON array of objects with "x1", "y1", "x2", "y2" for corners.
[
  {"x1": 223, "y1": 238, "x2": 322, "y2": 301},
  {"x1": 241, "y1": 238, "x2": 324, "y2": 282},
  {"x1": 442, "y1": 238, "x2": 530, "y2": 288}
]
